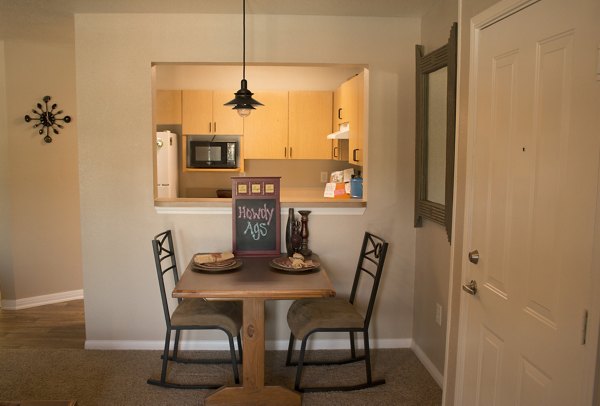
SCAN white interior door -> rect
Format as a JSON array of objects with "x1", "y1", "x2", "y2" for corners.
[{"x1": 457, "y1": 0, "x2": 600, "y2": 404}]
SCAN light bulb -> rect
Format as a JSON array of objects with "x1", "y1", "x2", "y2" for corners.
[{"x1": 237, "y1": 108, "x2": 252, "y2": 118}]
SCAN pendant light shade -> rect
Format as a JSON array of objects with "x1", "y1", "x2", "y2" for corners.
[
  {"x1": 224, "y1": 0, "x2": 263, "y2": 117},
  {"x1": 225, "y1": 79, "x2": 263, "y2": 118}
]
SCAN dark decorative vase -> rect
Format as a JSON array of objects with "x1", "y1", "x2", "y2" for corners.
[
  {"x1": 285, "y1": 208, "x2": 295, "y2": 257},
  {"x1": 298, "y1": 210, "x2": 312, "y2": 257}
]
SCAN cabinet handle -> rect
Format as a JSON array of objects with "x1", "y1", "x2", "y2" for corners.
[
  {"x1": 290, "y1": 147, "x2": 293, "y2": 159},
  {"x1": 353, "y1": 149, "x2": 359, "y2": 162},
  {"x1": 284, "y1": 147, "x2": 287, "y2": 158},
  {"x1": 333, "y1": 146, "x2": 339, "y2": 158},
  {"x1": 338, "y1": 108, "x2": 343, "y2": 120},
  {"x1": 214, "y1": 122, "x2": 216, "y2": 133},
  {"x1": 209, "y1": 122, "x2": 212, "y2": 133}
]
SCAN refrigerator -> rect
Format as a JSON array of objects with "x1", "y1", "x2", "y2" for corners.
[{"x1": 156, "y1": 130, "x2": 178, "y2": 198}]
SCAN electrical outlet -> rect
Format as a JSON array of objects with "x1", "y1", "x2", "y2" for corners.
[
  {"x1": 435, "y1": 303, "x2": 442, "y2": 326},
  {"x1": 320, "y1": 171, "x2": 329, "y2": 183}
]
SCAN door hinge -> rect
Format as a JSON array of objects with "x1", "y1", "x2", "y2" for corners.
[{"x1": 582, "y1": 309, "x2": 589, "y2": 345}]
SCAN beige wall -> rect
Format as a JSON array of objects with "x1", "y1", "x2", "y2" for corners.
[
  {"x1": 0, "y1": 40, "x2": 12, "y2": 301},
  {"x1": 413, "y1": 0, "x2": 457, "y2": 381},
  {"x1": 0, "y1": 28, "x2": 83, "y2": 303},
  {"x1": 75, "y1": 13, "x2": 420, "y2": 344}
]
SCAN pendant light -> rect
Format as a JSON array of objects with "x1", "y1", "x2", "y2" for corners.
[{"x1": 224, "y1": 0, "x2": 263, "y2": 117}]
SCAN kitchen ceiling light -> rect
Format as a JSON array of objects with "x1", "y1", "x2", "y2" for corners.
[{"x1": 224, "y1": 0, "x2": 263, "y2": 117}]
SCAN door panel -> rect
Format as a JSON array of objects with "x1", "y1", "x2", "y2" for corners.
[
  {"x1": 526, "y1": 32, "x2": 573, "y2": 328},
  {"x1": 517, "y1": 358, "x2": 551, "y2": 406},
  {"x1": 476, "y1": 327, "x2": 504, "y2": 405}
]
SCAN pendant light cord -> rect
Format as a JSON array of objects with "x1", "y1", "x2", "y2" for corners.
[{"x1": 243, "y1": 0, "x2": 246, "y2": 81}]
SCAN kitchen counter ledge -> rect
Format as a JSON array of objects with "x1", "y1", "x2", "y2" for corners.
[{"x1": 154, "y1": 187, "x2": 366, "y2": 215}]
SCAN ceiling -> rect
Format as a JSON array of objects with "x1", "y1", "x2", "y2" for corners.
[{"x1": 0, "y1": 0, "x2": 438, "y2": 40}]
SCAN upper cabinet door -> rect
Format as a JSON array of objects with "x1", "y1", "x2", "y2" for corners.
[
  {"x1": 181, "y1": 90, "x2": 243, "y2": 135},
  {"x1": 243, "y1": 92, "x2": 289, "y2": 159},
  {"x1": 349, "y1": 72, "x2": 364, "y2": 165},
  {"x1": 332, "y1": 72, "x2": 365, "y2": 165},
  {"x1": 182, "y1": 90, "x2": 213, "y2": 134},
  {"x1": 289, "y1": 91, "x2": 333, "y2": 160},
  {"x1": 156, "y1": 90, "x2": 182, "y2": 125},
  {"x1": 212, "y1": 91, "x2": 244, "y2": 135},
  {"x1": 337, "y1": 77, "x2": 357, "y2": 126}
]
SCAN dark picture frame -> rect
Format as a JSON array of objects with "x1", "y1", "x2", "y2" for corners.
[{"x1": 414, "y1": 23, "x2": 458, "y2": 242}]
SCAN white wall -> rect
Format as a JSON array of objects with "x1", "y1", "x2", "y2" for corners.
[
  {"x1": 75, "y1": 13, "x2": 420, "y2": 346},
  {"x1": 0, "y1": 26, "x2": 83, "y2": 305}
]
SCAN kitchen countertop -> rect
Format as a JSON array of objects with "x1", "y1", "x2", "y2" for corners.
[{"x1": 154, "y1": 187, "x2": 366, "y2": 209}]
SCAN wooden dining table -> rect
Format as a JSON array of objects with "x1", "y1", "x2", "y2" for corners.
[{"x1": 172, "y1": 254, "x2": 336, "y2": 406}]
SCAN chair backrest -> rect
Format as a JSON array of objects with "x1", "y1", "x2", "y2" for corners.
[
  {"x1": 152, "y1": 230, "x2": 181, "y2": 327},
  {"x1": 348, "y1": 232, "x2": 389, "y2": 328}
]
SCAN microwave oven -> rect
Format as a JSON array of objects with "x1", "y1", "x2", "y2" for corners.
[{"x1": 187, "y1": 140, "x2": 238, "y2": 169}]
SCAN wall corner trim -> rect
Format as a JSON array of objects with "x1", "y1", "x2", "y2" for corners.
[{"x1": 411, "y1": 341, "x2": 444, "y2": 387}]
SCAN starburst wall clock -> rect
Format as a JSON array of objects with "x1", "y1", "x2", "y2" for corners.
[{"x1": 24, "y1": 96, "x2": 71, "y2": 143}]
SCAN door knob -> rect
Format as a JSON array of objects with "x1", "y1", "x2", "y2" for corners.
[
  {"x1": 462, "y1": 280, "x2": 478, "y2": 296},
  {"x1": 468, "y1": 249, "x2": 480, "y2": 264}
]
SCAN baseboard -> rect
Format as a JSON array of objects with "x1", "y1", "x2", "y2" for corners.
[
  {"x1": 411, "y1": 341, "x2": 443, "y2": 388},
  {"x1": 1, "y1": 289, "x2": 84, "y2": 310},
  {"x1": 85, "y1": 337, "x2": 413, "y2": 351}
]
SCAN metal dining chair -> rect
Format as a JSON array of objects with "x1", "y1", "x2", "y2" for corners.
[
  {"x1": 147, "y1": 230, "x2": 243, "y2": 389},
  {"x1": 285, "y1": 231, "x2": 389, "y2": 392}
]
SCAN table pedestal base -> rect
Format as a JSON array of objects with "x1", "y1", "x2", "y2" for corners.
[{"x1": 205, "y1": 385, "x2": 301, "y2": 406}]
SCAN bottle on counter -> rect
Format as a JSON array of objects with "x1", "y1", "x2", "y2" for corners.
[{"x1": 350, "y1": 172, "x2": 363, "y2": 198}]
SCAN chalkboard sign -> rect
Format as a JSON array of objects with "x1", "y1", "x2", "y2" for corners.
[{"x1": 232, "y1": 177, "x2": 280, "y2": 257}]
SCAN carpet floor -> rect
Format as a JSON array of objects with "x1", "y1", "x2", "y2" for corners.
[{"x1": 0, "y1": 348, "x2": 441, "y2": 405}]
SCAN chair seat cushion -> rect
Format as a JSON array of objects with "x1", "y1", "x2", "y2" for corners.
[
  {"x1": 287, "y1": 298, "x2": 364, "y2": 339},
  {"x1": 171, "y1": 299, "x2": 242, "y2": 336}
]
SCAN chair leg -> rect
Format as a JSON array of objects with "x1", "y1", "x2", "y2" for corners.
[
  {"x1": 236, "y1": 333, "x2": 243, "y2": 363},
  {"x1": 294, "y1": 337, "x2": 309, "y2": 391},
  {"x1": 172, "y1": 329, "x2": 181, "y2": 361},
  {"x1": 350, "y1": 331, "x2": 356, "y2": 359},
  {"x1": 147, "y1": 327, "x2": 232, "y2": 390},
  {"x1": 160, "y1": 329, "x2": 172, "y2": 384},
  {"x1": 227, "y1": 334, "x2": 240, "y2": 384},
  {"x1": 292, "y1": 330, "x2": 386, "y2": 393},
  {"x1": 363, "y1": 331, "x2": 372, "y2": 385},
  {"x1": 286, "y1": 333, "x2": 295, "y2": 366}
]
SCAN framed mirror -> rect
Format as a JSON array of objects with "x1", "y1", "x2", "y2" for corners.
[{"x1": 414, "y1": 23, "x2": 457, "y2": 242}]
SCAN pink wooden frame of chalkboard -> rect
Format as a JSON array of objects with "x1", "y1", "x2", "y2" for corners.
[{"x1": 232, "y1": 177, "x2": 281, "y2": 257}]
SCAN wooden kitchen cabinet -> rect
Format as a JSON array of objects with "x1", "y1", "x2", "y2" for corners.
[
  {"x1": 333, "y1": 78, "x2": 356, "y2": 128},
  {"x1": 332, "y1": 72, "x2": 365, "y2": 165},
  {"x1": 289, "y1": 91, "x2": 332, "y2": 159},
  {"x1": 243, "y1": 92, "x2": 289, "y2": 159},
  {"x1": 243, "y1": 91, "x2": 332, "y2": 160},
  {"x1": 213, "y1": 91, "x2": 245, "y2": 134},
  {"x1": 182, "y1": 90, "x2": 243, "y2": 135},
  {"x1": 331, "y1": 139, "x2": 349, "y2": 161},
  {"x1": 350, "y1": 71, "x2": 365, "y2": 165},
  {"x1": 156, "y1": 90, "x2": 182, "y2": 125}
]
